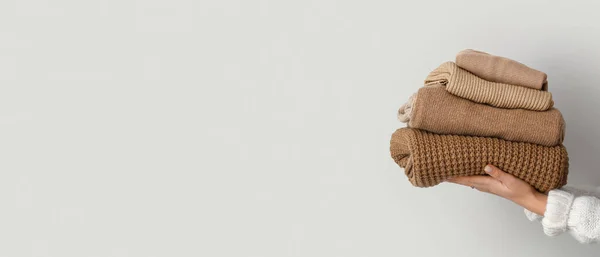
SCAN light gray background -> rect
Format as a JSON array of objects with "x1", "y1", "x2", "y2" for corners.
[{"x1": 1, "y1": 0, "x2": 600, "y2": 256}]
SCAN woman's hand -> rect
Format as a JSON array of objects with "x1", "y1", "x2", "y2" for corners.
[{"x1": 447, "y1": 165, "x2": 548, "y2": 216}]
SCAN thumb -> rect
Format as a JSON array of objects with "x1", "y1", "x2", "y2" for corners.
[{"x1": 484, "y1": 164, "x2": 515, "y2": 184}]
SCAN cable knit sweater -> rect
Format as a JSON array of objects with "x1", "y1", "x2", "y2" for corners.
[{"x1": 525, "y1": 186, "x2": 600, "y2": 243}]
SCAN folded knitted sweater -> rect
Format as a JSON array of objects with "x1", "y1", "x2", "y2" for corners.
[
  {"x1": 397, "y1": 85, "x2": 565, "y2": 146},
  {"x1": 456, "y1": 49, "x2": 548, "y2": 90},
  {"x1": 425, "y1": 62, "x2": 553, "y2": 111},
  {"x1": 389, "y1": 128, "x2": 569, "y2": 193}
]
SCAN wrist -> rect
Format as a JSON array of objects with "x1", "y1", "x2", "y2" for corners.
[{"x1": 517, "y1": 192, "x2": 547, "y2": 216}]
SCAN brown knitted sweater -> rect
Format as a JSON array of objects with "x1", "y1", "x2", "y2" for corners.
[
  {"x1": 390, "y1": 128, "x2": 569, "y2": 193},
  {"x1": 456, "y1": 49, "x2": 548, "y2": 91},
  {"x1": 425, "y1": 62, "x2": 553, "y2": 111},
  {"x1": 398, "y1": 85, "x2": 565, "y2": 146}
]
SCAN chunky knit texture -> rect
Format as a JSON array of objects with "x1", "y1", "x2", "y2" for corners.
[
  {"x1": 456, "y1": 49, "x2": 548, "y2": 91},
  {"x1": 425, "y1": 62, "x2": 554, "y2": 111},
  {"x1": 526, "y1": 186, "x2": 600, "y2": 243},
  {"x1": 398, "y1": 85, "x2": 565, "y2": 146},
  {"x1": 390, "y1": 128, "x2": 569, "y2": 193}
]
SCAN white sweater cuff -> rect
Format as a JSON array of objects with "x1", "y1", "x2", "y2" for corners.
[{"x1": 542, "y1": 189, "x2": 575, "y2": 237}]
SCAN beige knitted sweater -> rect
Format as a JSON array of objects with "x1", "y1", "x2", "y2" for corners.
[
  {"x1": 397, "y1": 84, "x2": 565, "y2": 146},
  {"x1": 456, "y1": 49, "x2": 548, "y2": 90},
  {"x1": 425, "y1": 62, "x2": 553, "y2": 111}
]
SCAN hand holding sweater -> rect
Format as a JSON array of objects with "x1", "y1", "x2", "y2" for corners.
[
  {"x1": 448, "y1": 165, "x2": 600, "y2": 244},
  {"x1": 447, "y1": 165, "x2": 548, "y2": 216}
]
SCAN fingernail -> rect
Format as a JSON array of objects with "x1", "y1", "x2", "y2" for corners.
[{"x1": 484, "y1": 165, "x2": 492, "y2": 173}]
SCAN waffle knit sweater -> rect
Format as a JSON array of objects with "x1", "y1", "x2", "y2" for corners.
[
  {"x1": 425, "y1": 62, "x2": 554, "y2": 111},
  {"x1": 456, "y1": 49, "x2": 548, "y2": 91},
  {"x1": 524, "y1": 186, "x2": 600, "y2": 244},
  {"x1": 389, "y1": 128, "x2": 569, "y2": 193},
  {"x1": 397, "y1": 85, "x2": 565, "y2": 146}
]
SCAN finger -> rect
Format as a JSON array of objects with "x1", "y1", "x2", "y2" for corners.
[
  {"x1": 484, "y1": 165, "x2": 515, "y2": 185},
  {"x1": 447, "y1": 176, "x2": 503, "y2": 194},
  {"x1": 447, "y1": 176, "x2": 495, "y2": 189}
]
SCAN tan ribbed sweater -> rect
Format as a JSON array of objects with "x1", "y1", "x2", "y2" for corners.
[
  {"x1": 425, "y1": 62, "x2": 553, "y2": 111},
  {"x1": 456, "y1": 49, "x2": 548, "y2": 91},
  {"x1": 397, "y1": 84, "x2": 565, "y2": 146},
  {"x1": 390, "y1": 128, "x2": 569, "y2": 193}
]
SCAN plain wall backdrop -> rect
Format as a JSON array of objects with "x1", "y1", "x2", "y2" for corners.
[{"x1": 2, "y1": 0, "x2": 600, "y2": 256}]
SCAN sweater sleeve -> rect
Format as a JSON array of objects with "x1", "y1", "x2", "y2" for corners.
[
  {"x1": 565, "y1": 196, "x2": 600, "y2": 243},
  {"x1": 524, "y1": 186, "x2": 581, "y2": 222},
  {"x1": 531, "y1": 189, "x2": 600, "y2": 243}
]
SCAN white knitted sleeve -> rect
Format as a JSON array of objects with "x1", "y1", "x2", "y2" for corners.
[
  {"x1": 524, "y1": 186, "x2": 597, "y2": 222},
  {"x1": 524, "y1": 186, "x2": 582, "y2": 222},
  {"x1": 541, "y1": 190, "x2": 575, "y2": 237},
  {"x1": 527, "y1": 188, "x2": 600, "y2": 243},
  {"x1": 565, "y1": 196, "x2": 600, "y2": 243}
]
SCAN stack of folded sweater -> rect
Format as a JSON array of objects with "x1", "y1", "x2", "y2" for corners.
[{"x1": 390, "y1": 49, "x2": 569, "y2": 193}]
